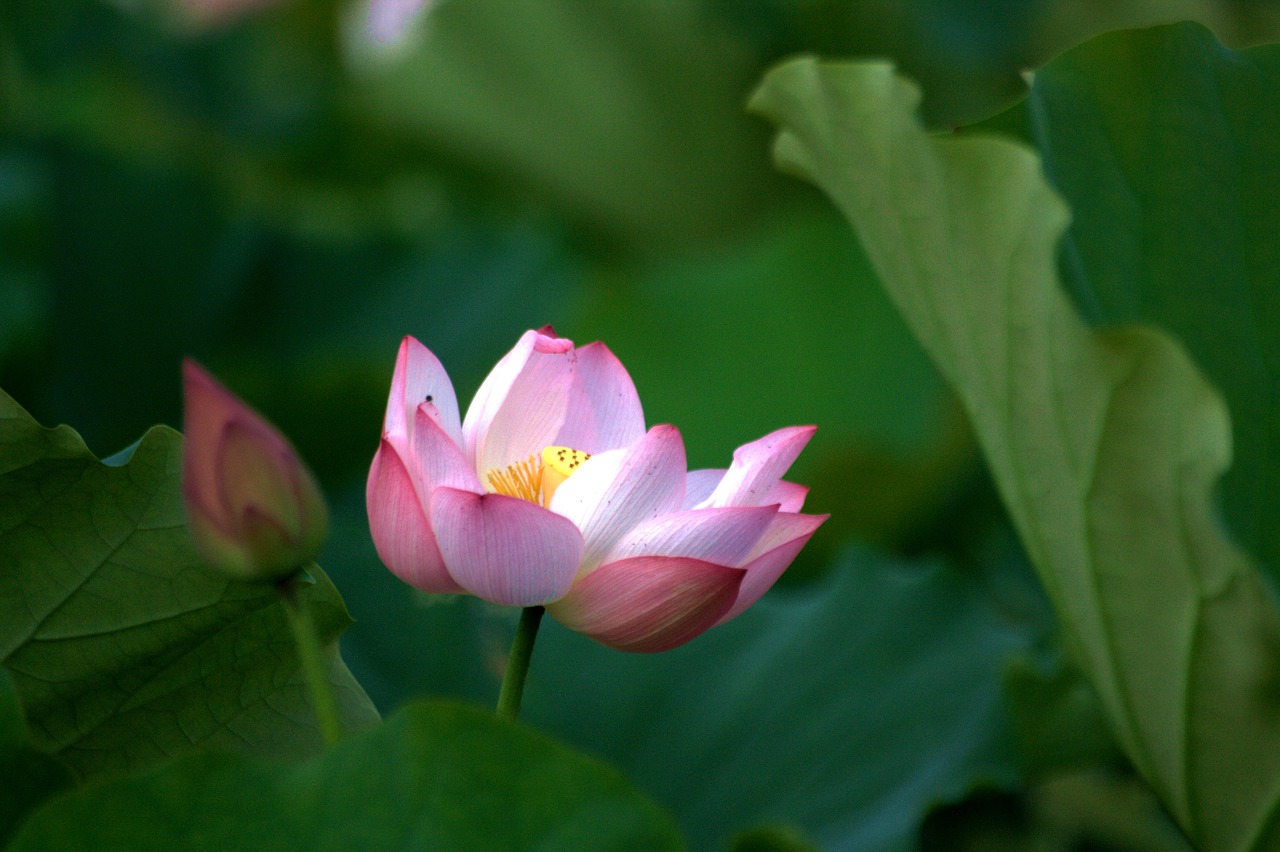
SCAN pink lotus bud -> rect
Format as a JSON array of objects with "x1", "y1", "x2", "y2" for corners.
[{"x1": 182, "y1": 359, "x2": 328, "y2": 581}]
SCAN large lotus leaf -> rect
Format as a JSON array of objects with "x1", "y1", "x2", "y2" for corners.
[
  {"x1": 0, "y1": 390, "x2": 379, "y2": 780},
  {"x1": 10, "y1": 700, "x2": 682, "y2": 850},
  {"x1": 0, "y1": 669, "x2": 70, "y2": 845},
  {"x1": 1021, "y1": 22, "x2": 1280, "y2": 588},
  {"x1": 751, "y1": 58, "x2": 1280, "y2": 849},
  {"x1": 524, "y1": 549, "x2": 1031, "y2": 851}
]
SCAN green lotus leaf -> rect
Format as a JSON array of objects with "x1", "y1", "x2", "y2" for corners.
[
  {"x1": 751, "y1": 55, "x2": 1280, "y2": 850},
  {"x1": 10, "y1": 700, "x2": 682, "y2": 850},
  {"x1": 0, "y1": 390, "x2": 379, "y2": 780}
]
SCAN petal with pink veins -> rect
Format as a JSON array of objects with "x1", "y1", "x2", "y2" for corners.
[
  {"x1": 554, "y1": 341, "x2": 646, "y2": 454},
  {"x1": 696, "y1": 425, "x2": 817, "y2": 509},
  {"x1": 384, "y1": 336, "x2": 462, "y2": 447},
  {"x1": 407, "y1": 405, "x2": 484, "y2": 497},
  {"x1": 463, "y1": 329, "x2": 577, "y2": 477},
  {"x1": 430, "y1": 487, "x2": 584, "y2": 606},
  {"x1": 548, "y1": 425, "x2": 686, "y2": 575},
  {"x1": 682, "y1": 468, "x2": 725, "y2": 509},
  {"x1": 366, "y1": 440, "x2": 461, "y2": 593},
  {"x1": 685, "y1": 471, "x2": 806, "y2": 510},
  {"x1": 715, "y1": 512, "x2": 828, "y2": 625},
  {"x1": 603, "y1": 505, "x2": 778, "y2": 567},
  {"x1": 767, "y1": 480, "x2": 809, "y2": 513},
  {"x1": 548, "y1": 556, "x2": 743, "y2": 653}
]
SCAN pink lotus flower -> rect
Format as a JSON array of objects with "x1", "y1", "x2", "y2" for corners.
[
  {"x1": 367, "y1": 329, "x2": 826, "y2": 652},
  {"x1": 182, "y1": 359, "x2": 329, "y2": 581}
]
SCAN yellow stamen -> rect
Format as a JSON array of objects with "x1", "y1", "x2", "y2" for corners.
[
  {"x1": 484, "y1": 446, "x2": 592, "y2": 506},
  {"x1": 486, "y1": 454, "x2": 544, "y2": 503}
]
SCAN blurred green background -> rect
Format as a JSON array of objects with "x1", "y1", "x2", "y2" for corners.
[{"x1": 5, "y1": 0, "x2": 1279, "y2": 848}]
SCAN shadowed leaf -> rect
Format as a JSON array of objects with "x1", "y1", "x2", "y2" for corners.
[{"x1": 0, "y1": 390, "x2": 379, "y2": 780}]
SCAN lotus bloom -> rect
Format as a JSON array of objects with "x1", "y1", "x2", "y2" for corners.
[
  {"x1": 182, "y1": 359, "x2": 329, "y2": 581},
  {"x1": 367, "y1": 329, "x2": 826, "y2": 652}
]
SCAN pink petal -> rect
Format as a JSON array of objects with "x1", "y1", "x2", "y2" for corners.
[
  {"x1": 682, "y1": 468, "x2": 724, "y2": 509},
  {"x1": 716, "y1": 512, "x2": 828, "y2": 625},
  {"x1": 767, "y1": 481, "x2": 809, "y2": 513},
  {"x1": 430, "y1": 487, "x2": 584, "y2": 606},
  {"x1": 462, "y1": 329, "x2": 577, "y2": 479},
  {"x1": 548, "y1": 556, "x2": 743, "y2": 653},
  {"x1": 406, "y1": 405, "x2": 484, "y2": 497},
  {"x1": 216, "y1": 419, "x2": 306, "y2": 536},
  {"x1": 384, "y1": 336, "x2": 462, "y2": 448},
  {"x1": 603, "y1": 505, "x2": 778, "y2": 567},
  {"x1": 182, "y1": 359, "x2": 248, "y2": 520},
  {"x1": 548, "y1": 425, "x2": 686, "y2": 574},
  {"x1": 554, "y1": 341, "x2": 646, "y2": 454},
  {"x1": 366, "y1": 440, "x2": 461, "y2": 593},
  {"x1": 696, "y1": 426, "x2": 817, "y2": 509},
  {"x1": 685, "y1": 470, "x2": 808, "y2": 512}
]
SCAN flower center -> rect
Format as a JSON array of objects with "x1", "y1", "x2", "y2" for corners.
[{"x1": 486, "y1": 446, "x2": 591, "y2": 506}]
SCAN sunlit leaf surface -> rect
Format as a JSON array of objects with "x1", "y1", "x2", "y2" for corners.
[{"x1": 751, "y1": 53, "x2": 1280, "y2": 849}]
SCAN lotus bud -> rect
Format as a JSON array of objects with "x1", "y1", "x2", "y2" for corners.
[{"x1": 182, "y1": 359, "x2": 328, "y2": 581}]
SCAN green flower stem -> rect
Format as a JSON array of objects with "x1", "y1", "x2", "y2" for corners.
[
  {"x1": 277, "y1": 576, "x2": 342, "y2": 748},
  {"x1": 496, "y1": 606, "x2": 545, "y2": 721}
]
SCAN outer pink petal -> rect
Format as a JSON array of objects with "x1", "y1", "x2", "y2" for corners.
[
  {"x1": 462, "y1": 329, "x2": 576, "y2": 478},
  {"x1": 384, "y1": 336, "x2": 463, "y2": 447},
  {"x1": 366, "y1": 440, "x2": 461, "y2": 593},
  {"x1": 685, "y1": 471, "x2": 808, "y2": 512},
  {"x1": 407, "y1": 405, "x2": 484, "y2": 497},
  {"x1": 696, "y1": 425, "x2": 817, "y2": 509},
  {"x1": 182, "y1": 359, "x2": 247, "y2": 521},
  {"x1": 430, "y1": 487, "x2": 584, "y2": 606},
  {"x1": 216, "y1": 419, "x2": 305, "y2": 535},
  {"x1": 716, "y1": 512, "x2": 828, "y2": 625},
  {"x1": 603, "y1": 505, "x2": 777, "y2": 567},
  {"x1": 548, "y1": 425, "x2": 686, "y2": 574},
  {"x1": 554, "y1": 341, "x2": 646, "y2": 454},
  {"x1": 548, "y1": 556, "x2": 743, "y2": 653},
  {"x1": 767, "y1": 481, "x2": 809, "y2": 513}
]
